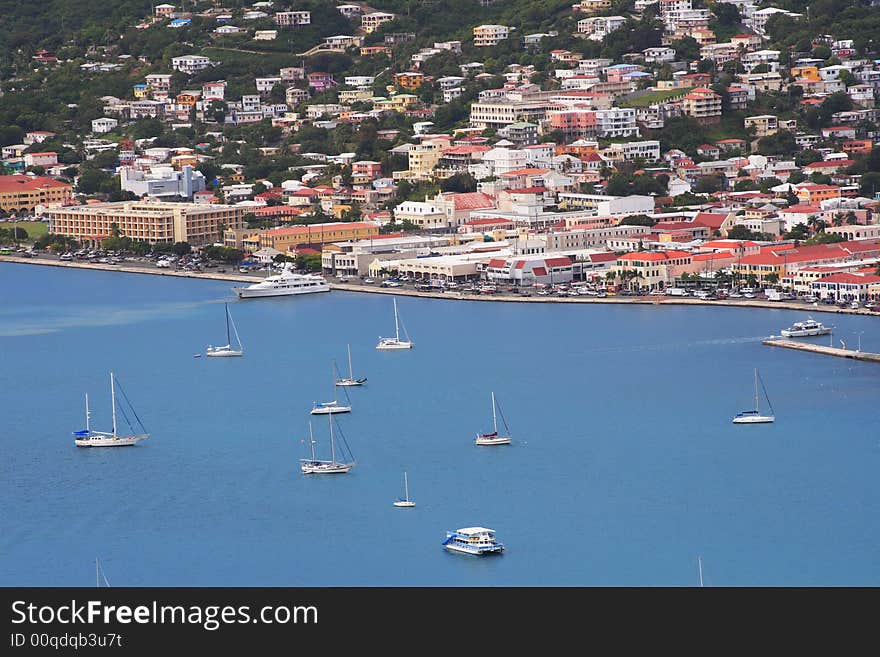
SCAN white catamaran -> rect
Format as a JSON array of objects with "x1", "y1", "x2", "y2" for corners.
[
  {"x1": 300, "y1": 417, "x2": 354, "y2": 474},
  {"x1": 312, "y1": 361, "x2": 353, "y2": 414},
  {"x1": 732, "y1": 368, "x2": 775, "y2": 424},
  {"x1": 475, "y1": 392, "x2": 512, "y2": 445},
  {"x1": 393, "y1": 471, "x2": 416, "y2": 508},
  {"x1": 376, "y1": 298, "x2": 413, "y2": 350},
  {"x1": 206, "y1": 303, "x2": 243, "y2": 357},
  {"x1": 73, "y1": 372, "x2": 149, "y2": 447},
  {"x1": 335, "y1": 343, "x2": 366, "y2": 386}
]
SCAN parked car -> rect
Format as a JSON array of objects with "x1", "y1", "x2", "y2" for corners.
[{"x1": 363, "y1": 278, "x2": 375, "y2": 284}]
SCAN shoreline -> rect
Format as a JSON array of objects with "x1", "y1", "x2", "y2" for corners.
[{"x1": 2, "y1": 255, "x2": 878, "y2": 316}]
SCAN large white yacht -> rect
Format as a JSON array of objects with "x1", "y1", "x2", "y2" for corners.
[
  {"x1": 234, "y1": 264, "x2": 329, "y2": 299},
  {"x1": 442, "y1": 527, "x2": 504, "y2": 556},
  {"x1": 780, "y1": 317, "x2": 832, "y2": 337}
]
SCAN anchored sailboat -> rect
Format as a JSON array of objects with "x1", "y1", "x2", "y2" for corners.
[
  {"x1": 377, "y1": 298, "x2": 413, "y2": 350},
  {"x1": 475, "y1": 392, "x2": 512, "y2": 445},
  {"x1": 300, "y1": 416, "x2": 354, "y2": 474},
  {"x1": 73, "y1": 373, "x2": 149, "y2": 447},
  {"x1": 732, "y1": 368, "x2": 775, "y2": 424},
  {"x1": 336, "y1": 344, "x2": 366, "y2": 386},
  {"x1": 206, "y1": 303, "x2": 243, "y2": 357},
  {"x1": 393, "y1": 471, "x2": 416, "y2": 508},
  {"x1": 312, "y1": 361, "x2": 352, "y2": 414}
]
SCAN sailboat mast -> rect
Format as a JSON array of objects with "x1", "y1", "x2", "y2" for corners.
[
  {"x1": 347, "y1": 344, "x2": 354, "y2": 379},
  {"x1": 329, "y1": 414, "x2": 336, "y2": 464},
  {"x1": 492, "y1": 392, "x2": 497, "y2": 433},
  {"x1": 394, "y1": 299, "x2": 400, "y2": 340},
  {"x1": 85, "y1": 393, "x2": 90, "y2": 432},
  {"x1": 225, "y1": 303, "x2": 231, "y2": 346},
  {"x1": 96, "y1": 558, "x2": 99, "y2": 588},
  {"x1": 308, "y1": 422, "x2": 316, "y2": 461},
  {"x1": 404, "y1": 471, "x2": 409, "y2": 501},
  {"x1": 698, "y1": 556, "x2": 704, "y2": 587},
  {"x1": 110, "y1": 372, "x2": 118, "y2": 437},
  {"x1": 754, "y1": 369, "x2": 759, "y2": 413}
]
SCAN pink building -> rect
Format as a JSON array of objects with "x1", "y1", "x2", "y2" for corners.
[
  {"x1": 353, "y1": 160, "x2": 383, "y2": 180},
  {"x1": 308, "y1": 72, "x2": 337, "y2": 92}
]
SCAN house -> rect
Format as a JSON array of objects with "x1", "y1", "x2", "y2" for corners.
[
  {"x1": 254, "y1": 30, "x2": 278, "y2": 40},
  {"x1": 274, "y1": 11, "x2": 311, "y2": 27},
  {"x1": 473, "y1": 25, "x2": 511, "y2": 47},
  {"x1": 744, "y1": 115, "x2": 778, "y2": 137},
  {"x1": 91, "y1": 118, "x2": 118, "y2": 134},
  {"x1": 171, "y1": 55, "x2": 213, "y2": 74},
  {"x1": 696, "y1": 144, "x2": 720, "y2": 159},
  {"x1": 362, "y1": 12, "x2": 395, "y2": 33},
  {"x1": 681, "y1": 88, "x2": 722, "y2": 124},
  {"x1": 307, "y1": 72, "x2": 337, "y2": 92}
]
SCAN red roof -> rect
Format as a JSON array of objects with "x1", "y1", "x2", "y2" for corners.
[
  {"x1": 587, "y1": 252, "x2": 618, "y2": 263},
  {"x1": 499, "y1": 168, "x2": 551, "y2": 177},
  {"x1": 441, "y1": 191, "x2": 495, "y2": 211},
  {"x1": 544, "y1": 256, "x2": 572, "y2": 268},
  {"x1": 442, "y1": 145, "x2": 491, "y2": 155},
  {"x1": 532, "y1": 266, "x2": 547, "y2": 276},
  {"x1": 817, "y1": 273, "x2": 880, "y2": 285},
  {"x1": 265, "y1": 222, "x2": 376, "y2": 237},
  {"x1": 618, "y1": 251, "x2": 691, "y2": 262},
  {"x1": 506, "y1": 186, "x2": 547, "y2": 194},
  {"x1": 781, "y1": 205, "x2": 820, "y2": 214},
  {"x1": 804, "y1": 159, "x2": 854, "y2": 169},
  {"x1": 487, "y1": 258, "x2": 508, "y2": 268},
  {"x1": 0, "y1": 175, "x2": 70, "y2": 192},
  {"x1": 693, "y1": 212, "x2": 729, "y2": 229}
]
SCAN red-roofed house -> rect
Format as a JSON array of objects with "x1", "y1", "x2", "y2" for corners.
[
  {"x1": 484, "y1": 255, "x2": 573, "y2": 286},
  {"x1": 697, "y1": 144, "x2": 720, "y2": 159},
  {"x1": 693, "y1": 211, "x2": 735, "y2": 236},
  {"x1": 734, "y1": 239, "x2": 880, "y2": 283},
  {"x1": 811, "y1": 272, "x2": 880, "y2": 302},
  {"x1": 0, "y1": 175, "x2": 72, "y2": 213},
  {"x1": 803, "y1": 159, "x2": 855, "y2": 175},
  {"x1": 612, "y1": 250, "x2": 697, "y2": 290},
  {"x1": 431, "y1": 191, "x2": 497, "y2": 227}
]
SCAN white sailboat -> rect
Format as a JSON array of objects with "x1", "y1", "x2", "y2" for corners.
[
  {"x1": 376, "y1": 298, "x2": 413, "y2": 350},
  {"x1": 206, "y1": 303, "x2": 244, "y2": 357},
  {"x1": 300, "y1": 416, "x2": 354, "y2": 474},
  {"x1": 73, "y1": 373, "x2": 149, "y2": 447},
  {"x1": 393, "y1": 471, "x2": 416, "y2": 508},
  {"x1": 732, "y1": 368, "x2": 775, "y2": 424},
  {"x1": 336, "y1": 343, "x2": 366, "y2": 386},
  {"x1": 312, "y1": 361, "x2": 352, "y2": 414},
  {"x1": 475, "y1": 392, "x2": 512, "y2": 445}
]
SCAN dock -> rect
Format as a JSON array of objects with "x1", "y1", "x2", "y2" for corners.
[{"x1": 762, "y1": 338, "x2": 880, "y2": 363}]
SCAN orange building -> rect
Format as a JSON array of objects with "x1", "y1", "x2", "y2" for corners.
[{"x1": 0, "y1": 175, "x2": 72, "y2": 213}]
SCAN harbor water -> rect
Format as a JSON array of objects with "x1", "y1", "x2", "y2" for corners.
[{"x1": 1, "y1": 263, "x2": 878, "y2": 586}]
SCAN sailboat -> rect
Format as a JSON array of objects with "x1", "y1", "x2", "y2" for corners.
[
  {"x1": 312, "y1": 361, "x2": 352, "y2": 414},
  {"x1": 206, "y1": 303, "x2": 243, "y2": 357},
  {"x1": 300, "y1": 416, "x2": 354, "y2": 474},
  {"x1": 732, "y1": 368, "x2": 775, "y2": 424},
  {"x1": 336, "y1": 344, "x2": 366, "y2": 386},
  {"x1": 393, "y1": 471, "x2": 416, "y2": 508},
  {"x1": 475, "y1": 392, "x2": 512, "y2": 445},
  {"x1": 376, "y1": 298, "x2": 413, "y2": 350},
  {"x1": 73, "y1": 373, "x2": 149, "y2": 447}
]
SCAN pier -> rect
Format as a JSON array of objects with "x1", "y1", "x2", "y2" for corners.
[{"x1": 762, "y1": 338, "x2": 880, "y2": 363}]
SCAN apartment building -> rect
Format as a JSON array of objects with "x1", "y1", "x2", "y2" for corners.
[
  {"x1": 681, "y1": 87, "x2": 722, "y2": 124},
  {"x1": 49, "y1": 201, "x2": 244, "y2": 246},
  {"x1": 577, "y1": 16, "x2": 627, "y2": 41},
  {"x1": 473, "y1": 25, "x2": 511, "y2": 47},
  {"x1": 171, "y1": 55, "x2": 213, "y2": 75},
  {"x1": 744, "y1": 114, "x2": 779, "y2": 137},
  {"x1": 274, "y1": 11, "x2": 311, "y2": 27},
  {"x1": 0, "y1": 175, "x2": 72, "y2": 213},
  {"x1": 594, "y1": 108, "x2": 639, "y2": 138},
  {"x1": 362, "y1": 12, "x2": 395, "y2": 33}
]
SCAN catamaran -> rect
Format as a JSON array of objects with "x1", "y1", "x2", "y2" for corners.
[
  {"x1": 475, "y1": 391, "x2": 512, "y2": 445},
  {"x1": 206, "y1": 303, "x2": 243, "y2": 357},
  {"x1": 442, "y1": 527, "x2": 505, "y2": 555},
  {"x1": 377, "y1": 298, "x2": 413, "y2": 350},
  {"x1": 73, "y1": 372, "x2": 149, "y2": 447},
  {"x1": 312, "y1": 361, "x2": 352, "y2": 414},
  {"x1": 336, "y1": 343, "x2": 366, "y2": 386},
  {"x1": 300, "y1": 416, "x2": 354, "y2": 474},
  {"x1": 393, "y1": 471, "x2": 416, "y2": 508},
  {"x1": 732, "y1": 368, "x2": 775, "y2": 424}
]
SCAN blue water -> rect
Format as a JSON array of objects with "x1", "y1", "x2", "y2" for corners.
[{"x1": 1, "y1": 263, "x2": 878, "y2": 586}]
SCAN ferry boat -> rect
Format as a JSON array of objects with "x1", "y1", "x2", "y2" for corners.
[
  {"x1": 442, "y1": 527, "x2": 504, "y2": 556},
  {"x1": 234, "y1": 264, "x2": 329, "y2": 299},
  {"x1": 780, "y1": 317, "x2": 832, "y2": 337}
]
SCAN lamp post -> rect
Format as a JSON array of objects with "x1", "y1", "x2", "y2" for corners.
[{"x1": 855, "y1": 331, "x2": 863, "y2": 353}]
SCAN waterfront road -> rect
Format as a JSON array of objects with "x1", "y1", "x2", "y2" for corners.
[{"x1": 2, "y1": 253, "x2": 878, "y2": 317}]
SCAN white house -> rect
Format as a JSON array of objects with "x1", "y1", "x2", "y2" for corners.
[{"x1": 91, "y1": 117, "x2": 119, "y2": 134}]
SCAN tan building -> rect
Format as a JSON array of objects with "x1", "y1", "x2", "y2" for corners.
[
  {"x1": 744, "y1": 114, "x2": 778, "y2": 137},
  {"x1": 473, "y1": 24, "x2": 510, "y2": 47},
  {"x1": 253, "y1": 221, "x2": 379, "y2": 252},
  {"x1": 49, "y1": 201, "x2": 244, "y2": 246},
  {"x1": 577, "y1": 0, "x2": 612, "y2": 14},
  {"x1": 681, "y1": 87, "x2": 722, "y2": 124},
  {"x1": 0, "y1": 175, "x2": 72, "y2": 214},
  {"x1": 361, "y1": 12, "x2": 395, "y2": 33}
]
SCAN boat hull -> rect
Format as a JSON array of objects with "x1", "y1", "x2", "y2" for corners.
[
  {"x1": 475, "y1": 435, "x2": 512, "y2": 445},
  {"x1": 234, "y1": 284, "x2": 330, "y2": 299},
  {"x1": 301, "y1": 461, "x2": 352, "y2": 474},
  {"x1": 75, "y1": 434, "x2": 148, "y2": 447},
  {"x1": 206, "y1": 349, "x2": 243, "y2": 357},
  {"x1": 376, "y1": 340, "x2": 413, "y2": 350},
  {"x1": 310, "y1": 405, "x2": 352, "y2": 415},
  {"x1": 336, "y1": 378, "x2": 366, "y2": 387},
  {"x1": 780, "y1": 328, "x2": 831, "y2": 337},
  {"x1": 443, "y1": 543, "x2": 504, "y2": 556},
  {"x1": 393, "y1": 501, "x2": 416, "y2": 508},
  {"x1": 732, "y1": 415, "x2": 775, "y2": 424}
]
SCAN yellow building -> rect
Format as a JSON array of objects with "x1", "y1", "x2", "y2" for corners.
[
  {"x1": 374, "y1": 94, "x2": 419, "y2": 112},
  {"x1": 49, "y1": 201, "x2": 244, "y2": 246},
  {"x1": 256, "y1": 221, "x2": 379, "y2": 252},
  {"x1": 393, "y1": 72, "x2": 426, "y2": 91},
  {"x1": 744, "y1": 115, "x2": 778, "y2": 137},
  {"x1": 0, "y1": 175, "x2": 72, "y2": 214},
  {"x1": 790, "y1": 66, "x2": 820, "y2": 81},
  {"x1": 361, "y1": 12, "x2": 395, "y2": 33}
]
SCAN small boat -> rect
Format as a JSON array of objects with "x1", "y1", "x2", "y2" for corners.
[
  {"x1": 732, "y1": 368, "x2": 775, "y2": 424},
  {"x1": 336, "y1": 344, "x2": 366, "y2": 386},
  {"x1": 193, "y1": 354, "x2": 201, "y2": 358},
  {"x1": 442, "y1": 527, "x2": 504, "y2": 556},
  {"x1": 475, "y1": 392, "x2": 512, "y2": 445},
  {"x1": 73, "y1": 372, "x2": 149, "y2": 447},
  {"x1": 206, "y1": 303, "x2": 244, "y2": 357},
  {"x1": 393, "y1": 471, "x2": 416, "y2": 508},
  {"x1": 311, "y1": 361, "x2": 352, "y2": 414},
  {"x1": 233, "y1": 263, "x2": 330, "y2": 299},
  {"x1": 780, "y1": 316, "x2": 832, "y2": 338},
  {"x1": 300, "y1": 417, "x2": 354, "y2": 475},
  {"x1": 377, "y1": 298, "x2": 413, "y2": 350}
]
